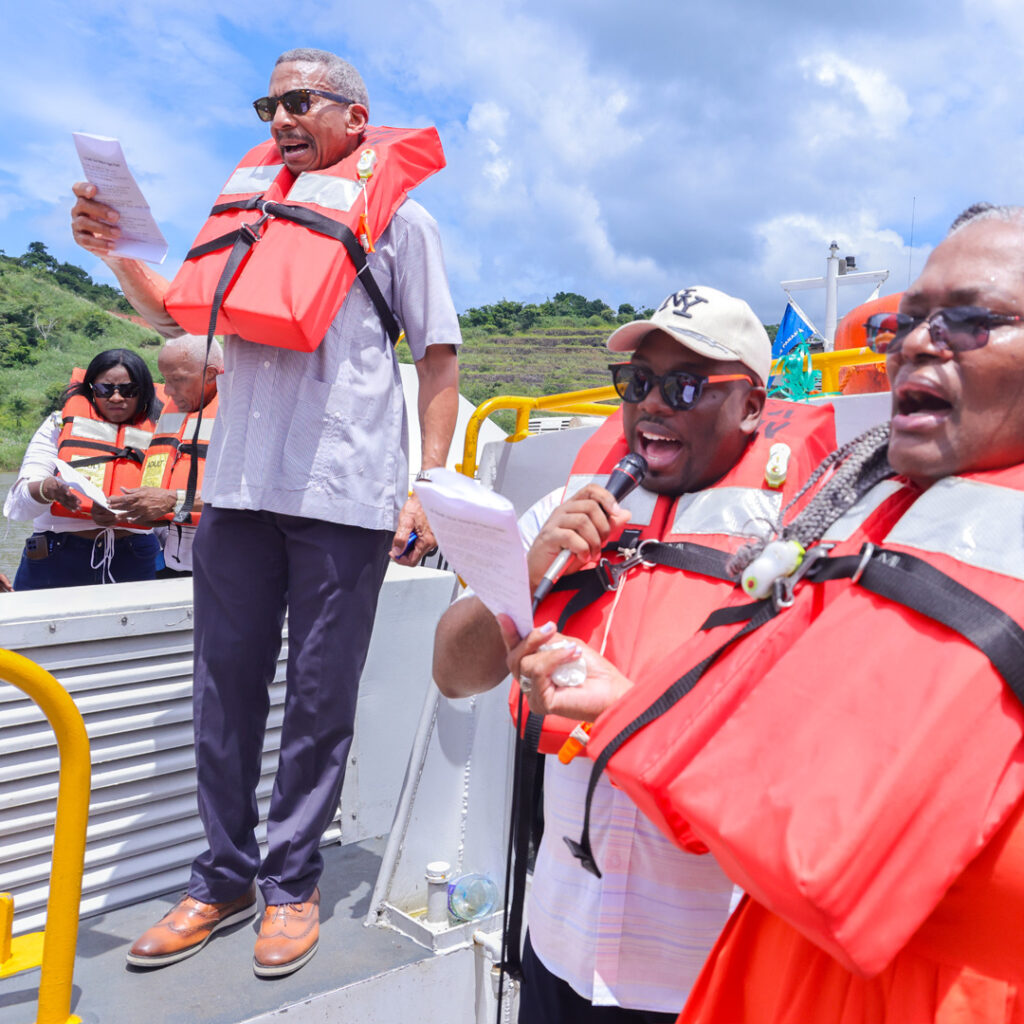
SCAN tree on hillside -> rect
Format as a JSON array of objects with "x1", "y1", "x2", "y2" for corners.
[
  {"x1": 20, "y1": 241, "x2": 58, "y2": 273},
  {"x1": 8, "y1": 396, "x2": 28, "y2": 428},
  {"x1": 0, "y1": 309, "x2": 40, "y2": 367},
  {"x1": 13, "y1": 243, "x2": 134, "y2": 314}
]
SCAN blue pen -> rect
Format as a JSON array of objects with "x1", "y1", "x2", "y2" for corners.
[{"x1": 398, "y1": 530, "x2": 418, "y2": 559}]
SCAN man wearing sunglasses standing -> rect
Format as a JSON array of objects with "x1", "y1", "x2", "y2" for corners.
[
  {"x1": 70, "y1": 47, "x2": 460, "y2": 978},
  {"x1": 432, "y1": 287, "x2": 834, "y2": 1024}
]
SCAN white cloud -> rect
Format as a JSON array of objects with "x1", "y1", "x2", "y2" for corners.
[
  {"x1": 755, "y1": 211, "x2": 932, "y2": 327},
  {"x1": 800, "y1": 53, "x2": 911, "y2": 139},
  {"x1": 2, "y1": 0, "x2": 1023, "y2": 321}
]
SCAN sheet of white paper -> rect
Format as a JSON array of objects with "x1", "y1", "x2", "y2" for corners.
[
  {"x1": 414, "y1": 468, "x2": 534, "y2": 637},
  {"x1": 73, "y1": 132, "x2": 168, "y2": 264},
  {"x1": 54, "y1": 459, "x2": 123, "y2": 514}
]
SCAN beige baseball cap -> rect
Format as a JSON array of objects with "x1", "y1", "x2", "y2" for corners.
[{"x1": 607, "y1": 286, "x2": 771, "y2": 385}]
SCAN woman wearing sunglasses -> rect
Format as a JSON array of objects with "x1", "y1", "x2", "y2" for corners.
[{"x1": 4, "y1": 348, "x2": 164, "y2": 589}]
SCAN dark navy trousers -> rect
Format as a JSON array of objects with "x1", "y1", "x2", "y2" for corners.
[{"x1": 187, "y1": 506, "x2": 391, "y2": 906}]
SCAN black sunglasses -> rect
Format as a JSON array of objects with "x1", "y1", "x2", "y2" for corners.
[
  {"x1": 609, "y1": 363, "x2": 751, "y2": 411},
  {"x1": 92, "y1": 381, "x2": 140, "y2": 399},
  {"x1": 253, "y1": 88, "x2": 356, "y2": 122},
  {"x1": 864, "y1": 305, "x2": 1024, "y2": 355}
]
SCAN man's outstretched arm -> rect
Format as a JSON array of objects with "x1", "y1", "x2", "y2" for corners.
[{"x1": 70, "y1": 182, "x2": 183, "y2": 337}]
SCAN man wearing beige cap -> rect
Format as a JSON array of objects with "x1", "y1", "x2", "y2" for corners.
[{"x1": 433, "y1": 287, "x2": 834, "y2": 1023}]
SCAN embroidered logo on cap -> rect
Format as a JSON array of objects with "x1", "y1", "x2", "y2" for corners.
[{"x1": 659, "y1": 288, "x2": 709, "y2": 320}]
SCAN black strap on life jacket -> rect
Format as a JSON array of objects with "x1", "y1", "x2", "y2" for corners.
[
  {"x1": 496, "y1": 694, "x2": 545, "y2": 1017},
  {"x1": 173, "y1": 215, "x2": 259, "y2": 525},
  {"x1": 173, "y1": 195, "x2": 403, "y2": 526},
  {"x1": 61, "y1": 440, "x2": 146, "y2": 469},
  {"x1": 146, "y1": 435, "x2": 180, "y2": 455},
  {"x1": 176, "y1": 440, "x2": 209, "y2": 459},
  {"x1": 550, "y1": 539, "x2": 734, "y2": 632},
  {"x1": 564, "y1": 600, "x2": 778, "y2": 877},
  {"x1": 566, "y1": 542, "x2": 1024, "y2": 877},
  {"x1": 191, "y1": 196, "x2": 404, "y2": 346}
]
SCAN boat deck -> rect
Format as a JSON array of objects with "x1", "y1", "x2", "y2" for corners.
[{"x1": 0, "y1": 838, "x2": 433, "y2": 1024}]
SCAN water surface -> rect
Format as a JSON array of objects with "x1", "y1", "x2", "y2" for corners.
[{"x1": 0, "y1": 471, "x2": 33, "y2": 583}]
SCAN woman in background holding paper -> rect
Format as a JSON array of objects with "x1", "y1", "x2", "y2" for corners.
[{"x1": 4, "y1": 348, "x2": 164, "y2": 589}]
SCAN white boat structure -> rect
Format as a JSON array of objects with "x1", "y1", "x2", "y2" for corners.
[{"x1": 0, "y1": 362, "x2": 891, "y2": 1024}]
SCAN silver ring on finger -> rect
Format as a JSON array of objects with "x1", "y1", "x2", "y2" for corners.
[{"x1": 518, "y1": 674, "x2": 532, "y2": 694}]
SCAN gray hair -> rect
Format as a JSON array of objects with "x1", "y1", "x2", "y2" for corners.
[
  {"x1": 948, "y1": 202, "x2": 1024, "y2": 235},
  {"x1": 728, "y1": 423, "x2": 893, "y2": 577},
  {"x1": 162, "y1": 334, "x2": 224, "y2": 372},
  {"x1": 275, "y1": 48, "x2": 369, "y2": 111}
]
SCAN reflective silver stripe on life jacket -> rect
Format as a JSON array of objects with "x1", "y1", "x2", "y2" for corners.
[
  {"x1": 822, "y1": 479, "x2": 905, "y2": 542},
  {"x1": 194, "y1": 416, "x2": 216, "y2": 442},
  {"x1": 670, "y1": 486, "x2": 781, "y2": 539},
  {"x1": 884, "y1": 476, "x2": 1024, "y2": 582},
  {"x1": 123, "y1": 426, "x2": 154, "y2": 451},
  {"x1": 69, "y1": 417, "x2": 118, "y2": 443},
  {"x1": 219, "y1": 163, "x2": 284, "y2": 195},
  {"x1": 287, "y1": 173, "x2": 362, "y2": 212},
  {"x1": 563, "y1": 474, "x2": 659, "y2": 527},
  {"x1": 155, "y1": 412, "x2": 187, "y2": 434}
]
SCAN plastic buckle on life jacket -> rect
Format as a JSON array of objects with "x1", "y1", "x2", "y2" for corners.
[
  {"x1": 596, "y1": 539, "x2": 656, "y2": 592},
  {"x1": 239, "y1": 211, "x2": 272, "y2": 245},
  {"x1": 771, "y1": 542, "x2": 834, "y2": 610}
]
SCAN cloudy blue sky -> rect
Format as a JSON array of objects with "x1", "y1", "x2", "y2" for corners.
[{"x1": 2, "y1": 0, "x2": 1022, "y2": 329}]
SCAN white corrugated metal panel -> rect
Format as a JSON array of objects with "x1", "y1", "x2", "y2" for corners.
[
  {"x1": 0, "y1": 578, "x2": 298, "y2": 934},
  {"x1": 0, "y1": 566, "x2": 455, "y2": 936}
]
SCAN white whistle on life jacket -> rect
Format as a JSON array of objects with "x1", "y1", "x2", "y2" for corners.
[
  {"x1": 741, "y1": 540, "x2": 805, "y2": 599},
  {"x1": 764, "y1": 442, "x2": 792, "y2": 489}
]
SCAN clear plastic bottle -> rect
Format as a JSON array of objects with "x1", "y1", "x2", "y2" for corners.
[{"x1": 447, "y1": 873, "x2": 499, "y2": 922}]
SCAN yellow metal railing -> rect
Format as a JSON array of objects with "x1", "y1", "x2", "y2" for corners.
[
  {"x1": 0, "y1": 649, "x2": 90, "y2": 1024},
  {"x1": 456, "y1": 348, "x2": 887, "y2": 479},
  {"x1": 458, "y1": 386, "x2": 620, "y2": 478}
]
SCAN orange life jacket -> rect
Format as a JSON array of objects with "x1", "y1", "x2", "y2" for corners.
[
  {"x1": 138, "y1": 391, "x2": 219, "y2": 523},
  {"x1": 51, "y1": 369, "x2": 160, "y2": 528},
  {"x1": 510, "y1": 399, "x2": 837, "y2": 754},
  {"x1": 591, "y1": 461, "x2": 1024, "y2": 976},
  {"x1": 164, "y1": 126, "x2": 445, "y2": 352}
]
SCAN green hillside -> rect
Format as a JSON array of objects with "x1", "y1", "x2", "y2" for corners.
[
  {"x1": 427, "y1": 295, "x2": 658, "y2": 416},
  {"x1": 0, "y1": 247, "x2": 163, "y2": 469}
]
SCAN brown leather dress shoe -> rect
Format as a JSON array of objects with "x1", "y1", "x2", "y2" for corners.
[
  {"x1": 126, "y1": 886, "x2": 257, "y2": 968},
  {"x1": 252, "y1": 887, "x2": 320, "y2": 978}
]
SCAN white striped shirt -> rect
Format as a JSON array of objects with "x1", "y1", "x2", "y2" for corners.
[
  {"x1": 520, "y1": 491, "x2": 739, "y2": 1013},
  {"x1": 201, "y1": 199, "x2": 461, "y2": 530}
]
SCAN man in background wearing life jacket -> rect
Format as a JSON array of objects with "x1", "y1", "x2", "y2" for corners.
[
  {"x1": 432, "y1": 287, "x2": 834, "y2": 1024},
  {"x1": 94, "y1": 335, "x2": 223, "y2": 576},
  {"x1": 70, "y1": 47, "x2": 461, "y2": 978}
]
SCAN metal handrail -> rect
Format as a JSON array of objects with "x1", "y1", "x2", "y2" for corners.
[
  {"x1": 456, "y1": 348, "x2": 887, "y2": 479},
  {"x1": 0, "y1": 649, "x2": 90, "y2": 1024},
  {"x1": 457, "y1": 386, "x2": 619, "y2": 478}
]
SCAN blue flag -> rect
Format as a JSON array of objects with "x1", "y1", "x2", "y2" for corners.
[{"x1": 774, "y1": 300, "x2": 817, "y2": 358}]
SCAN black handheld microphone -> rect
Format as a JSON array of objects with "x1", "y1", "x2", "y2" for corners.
[{"x1": 531, "y1": 452, "x2": 648, "y2": 612}]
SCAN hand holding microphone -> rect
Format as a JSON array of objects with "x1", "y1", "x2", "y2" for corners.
[{"x1": 530, "y1": 453, "x2": 648, "y2": 612}]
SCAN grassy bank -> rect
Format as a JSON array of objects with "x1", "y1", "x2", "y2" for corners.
[{"x1": 0, "y1": 261, "x2": 163, "y2": 469}]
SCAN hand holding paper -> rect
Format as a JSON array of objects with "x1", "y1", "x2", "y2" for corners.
[
  {"x1": 73, "y1": 133, "x2": 168, "y2": 264},
  {"x1": 54, "y1": 459, "x2": 124, "y2": 514},
  {"x1": 413, "y1": 468, "x2": 533, "y2": 637}
]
